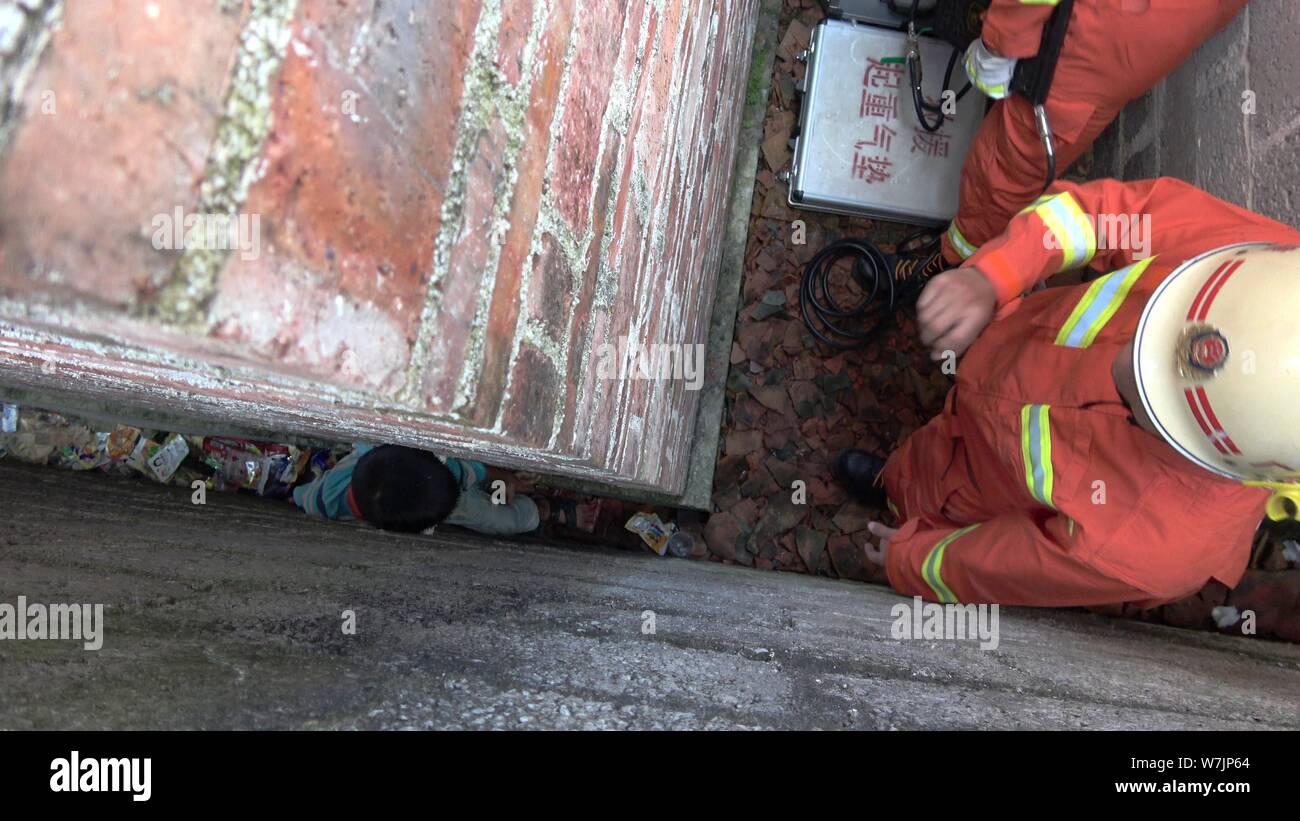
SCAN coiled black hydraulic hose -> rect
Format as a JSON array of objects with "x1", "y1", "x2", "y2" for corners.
[{"x1": 798, "y1": 237, "x2": 932, "y2": 349}]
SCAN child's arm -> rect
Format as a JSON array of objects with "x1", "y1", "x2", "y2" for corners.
[
  {"x1": 443, "y1": 487, "x2": 541, "y2": 536},
  {"x1": 444, "y1": 457, "x2": 489, "y2": 487},
  {"x1": 292, "y1": 444, "x2": 372, "y2": 519},
  {"x1": 482, "y1": 465, "x2": 522, "y2": 501},
  {"x1": 437, "y1": 458, "x2": 540, "y2": 535}
]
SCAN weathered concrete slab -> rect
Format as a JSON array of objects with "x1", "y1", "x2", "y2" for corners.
[
  {"x1": 0, "y1": 0, "x2": 763, "y2": 495},
  {"x1": 546, "y1": 0, "x2": 785, "y2": 510},
  {"x1": 0, "y1": 461, "x2": 1297, "y2": 730}
]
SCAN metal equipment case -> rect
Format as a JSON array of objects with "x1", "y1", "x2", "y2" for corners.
[{"x1": 787, "y1": 17, "x2": 985, "y2": 226}]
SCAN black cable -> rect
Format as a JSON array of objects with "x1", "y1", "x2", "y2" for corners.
[
  {"x1": 798, "y1": 238, "x2": 930, "y2": 349},
  {"x1": 911, "y1": 46, "x2": 972, "y2": 133},
  {"x1": 901, "y1": 0, "x2": 972, "y2": 134}
]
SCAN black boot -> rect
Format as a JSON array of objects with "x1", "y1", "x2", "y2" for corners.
[{"x1": 832, "y1": 449, "x2": 888, "y2": 508}]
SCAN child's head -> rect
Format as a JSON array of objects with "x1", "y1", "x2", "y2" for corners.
[{"x1": 351, "y1": 445, "x2": 460, "y2": 532}]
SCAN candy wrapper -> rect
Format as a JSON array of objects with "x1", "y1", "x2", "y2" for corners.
[
  {"x1": 624, "y1": 512, "x2": 675, "y2": 556},
  {"x1": 304, "y1": 448, "x2": 338, "y2": 482},
  {"x1": 200, "y1": 437, "x2": 307, "y2": 498},
  {"x1": 49, "y1": 429, "x2": 109, "y2": 471},
  {"x1": 105, "y1": 426, "x2": 142, "y2": 461},
  {"x1": 91, "y1": 425, "x2": 144, "y2": 476},
  {"x1": 126, "y1": 433, "x2": 190, "y2": 483}
]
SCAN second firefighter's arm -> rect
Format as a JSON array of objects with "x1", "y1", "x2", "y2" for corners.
[{"x1": 967, "y1": 177, "x2": 1300, "y2": 308}]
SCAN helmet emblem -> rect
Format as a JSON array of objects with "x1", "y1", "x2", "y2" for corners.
[
  {"x1": 1176, "y1": 324, "x2": 1229, "y2": 380},
  {"x1": 1188, "y1": 330, "x2": 1229, "y2": 372}
]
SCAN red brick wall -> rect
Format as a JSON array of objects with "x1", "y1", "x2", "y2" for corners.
[{"x1": 0, "y1": 0, "x2": 761, "y2": 493}]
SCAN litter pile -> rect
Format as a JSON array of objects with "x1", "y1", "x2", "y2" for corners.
[
  {"x1": 0, "y1": 403, "x2": 348, "y2": 499},
  {"x1": 0, "y1": 401, "x2": 701, "y2": 559}
]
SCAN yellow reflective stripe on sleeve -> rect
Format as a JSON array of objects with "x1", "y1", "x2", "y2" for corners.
[
  {"x1": 1020, "y1": 0, "x2": 1061, "y2": 5},
  {"x1": 1020, "y1": 404, "x2": 1055, "y2": 507},
  {"x1": 1033, "y1": 193, "x2": 1096, "y2": 271},
  {"x1": 887, "y1": 498, "x2": 900, "y2": 518},
  {"x1": 1018, "y1": 194, "x2": 1054, "y2": 216},
  {"x1": 1054, "y1": 256, "x2": 1157, "y2": 348},
  {"x1": 921, "y1": 524, "x2": 981, "y2": 604},
  {"x1": 946, "y1": 221, "x2": 978, "y2": 259}
]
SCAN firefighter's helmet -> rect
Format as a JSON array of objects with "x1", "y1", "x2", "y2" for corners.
[{"x1": 1133, "y1": 242, "x2": 1300, "y2": 520}]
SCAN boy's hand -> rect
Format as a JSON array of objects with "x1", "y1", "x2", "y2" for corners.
[
  {"x1": 917, "y1": 266, "x2": 997, "y2": 361},
  {"x1": 865, "y1": 521, "x2": 897, "y2": 566},
  {"x1": 513, "y1": 471, "x2": 540, "y2": 495}
]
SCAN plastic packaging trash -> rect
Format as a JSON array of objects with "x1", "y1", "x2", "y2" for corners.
[
  {"x1": 126, "y1": 433, "x2": 190, "y2": 483},
  {"x1": 49, "y1": 428, "x2": 110, "y2": 471},
  {"x1": 0, "y1": 408, "x2": 86, "y2": 465},
  {"x1": 1211, "y1": 606, "x2": 1242, "y2": 629},
  {"x1": 200, "y1": 437, "x2": 308, "y2": 498},
  {"x1": 666, "y1": 530, "x2": 697, "y2": 559},
  {"x1": 625, "y1": 512, "x2": 675, "y2": 556}
]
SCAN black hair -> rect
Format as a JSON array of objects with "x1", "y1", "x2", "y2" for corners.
[{"x1": 350, "y1": 445, "x2": 460, "y2": 533}]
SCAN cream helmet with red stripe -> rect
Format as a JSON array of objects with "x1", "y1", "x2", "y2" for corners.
[{"x1": 1133, "y1": 242, "x2": 1300, "y2": 521}]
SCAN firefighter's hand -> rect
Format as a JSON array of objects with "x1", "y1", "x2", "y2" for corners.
[
  {"x1": 917, "y1": 266, "x2": 997, "y2": 361},
  {"x1": 865, "y1": 521, "x2": 896, "y2": 566}
]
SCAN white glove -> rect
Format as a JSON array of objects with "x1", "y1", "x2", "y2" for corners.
[{"x1": 964, "y1": 38, "x2": 1017, "y2": 100}]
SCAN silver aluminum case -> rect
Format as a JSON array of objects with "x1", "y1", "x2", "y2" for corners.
[{"x1": 788, "y1": 18, "x2": 985, "y2": 226}]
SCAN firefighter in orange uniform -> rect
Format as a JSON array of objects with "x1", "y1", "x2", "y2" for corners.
[
  {"x1": 836, "y1": 176, "x2": 1300, "y2": 607},
  {"x1": 898, "y1": 0, "x2": 1248, "y2": 281}
]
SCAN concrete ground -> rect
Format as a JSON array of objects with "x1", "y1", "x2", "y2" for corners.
[{"x1": 1, "y1": 461, "x2": 1298, "y2": 730}]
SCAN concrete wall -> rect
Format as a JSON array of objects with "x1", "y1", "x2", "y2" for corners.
[
  {"x1": 0, "y1": 0, "x2": 762, "y2": 494},
  {"x1": 1091, "y1": 0, "x2": 1299, "y2": 227}
]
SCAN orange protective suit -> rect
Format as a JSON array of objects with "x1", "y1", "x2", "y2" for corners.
[
  {"x1": 940, "y1": 0, "x2": 1247, "y2": 265},
  {"x1": 883, "y1": 177, "x2": 1299, "y2": 608}
]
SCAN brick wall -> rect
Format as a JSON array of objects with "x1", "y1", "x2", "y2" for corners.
[
  {"x1": 1090, "y1": 0, "x2": 1299, "y2": 228},
  {"x1": 0, "y1": 0, "x2": 762, "y2": 493}
]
